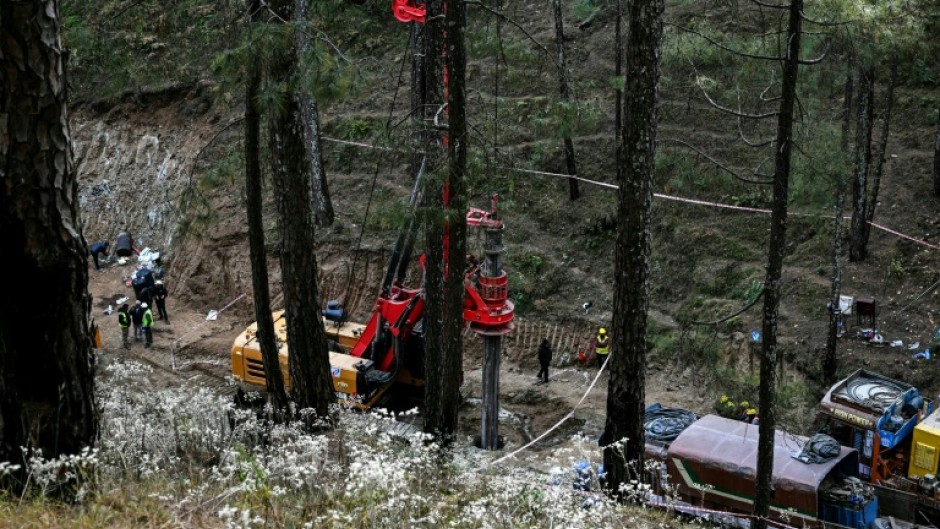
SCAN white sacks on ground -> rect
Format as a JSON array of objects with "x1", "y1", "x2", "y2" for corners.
[{"x1": 137, "y1": 247, "x2": 160, "y2": 267}]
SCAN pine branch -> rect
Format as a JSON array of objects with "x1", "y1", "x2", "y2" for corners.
[
  {"x1": 660, "y1": 138, "x2": 774, "y2": 185},
  {"x1": 465, "y1": 0, "x2": 551, "y2": 55}
]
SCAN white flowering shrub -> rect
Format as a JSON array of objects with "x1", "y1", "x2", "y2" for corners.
[{"x1": 3, "y1": 359, "x2": 677, "y2": 529}]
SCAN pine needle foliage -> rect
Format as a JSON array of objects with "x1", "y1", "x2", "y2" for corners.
[{"x1": 211, "y1": 8, "x2": 356, "y2": 113}]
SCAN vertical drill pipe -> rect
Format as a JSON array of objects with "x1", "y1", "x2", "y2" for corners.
[
  {"x1": 481, "y1": 334, "x2": 501, "y2": 449},
  {"x1": 480, "y1": 225, "x2": 505, "y2": 449}
]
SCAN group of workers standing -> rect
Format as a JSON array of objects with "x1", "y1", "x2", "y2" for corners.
[
  {"x1": 89, "y1": 230, "x2": 171, "y2": 349},
  {"x1": 116, "y1": 280, "x2": 169, "y2": 349},
  {"x1": 117, "y1": 301, "x2": 155, "y2": 349}
]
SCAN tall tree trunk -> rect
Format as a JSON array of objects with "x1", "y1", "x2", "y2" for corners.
[
  {"x1": 934, "y1": 109, "x2": 940, "y2": 198},
  {"x1": 862, "y1": 60, "x2": 897, "y2": 249},
  {"x1": 422, "y1": 0, "x2": 449, "y2": 438},
  {"x1": 604, "y1": 0, "x2": 663, "y2": 495},
  {"x1": 552, "y1": 0, "x2": 580, "y2": 201},
  {"x1": 824, "y1": 79, "x2": 854, "y2": 386},
  {"x1": 823, "y1": 177, "x2": 846, "y2": 384},
  {"x1": 245, "y1": 0, "x2": 288, "y2": 410},
  {"x1": 614, "y1": 0, "x2": 624, "y2": 144},
  {"x1": 294, "y1": 0, "x2": 334, "y2": 227},
  {"x1": 267, "y1": 0, "x2": 335, "y2": 420},
  {"x1": 439, "y1": 0, "x2": 468, "y2": 439},
  {"x1": 849, "y1": 66, "x2": 874, "y2": 262},
  {"x1": 841, "y1": 68, "x2": 854, "y2": 153},
  {"x1": 0, "y1": 0, "x2": 97, "y2": 471},
  {"x1": 753, "y1": 1, "x2": 802, "y2": 528}
]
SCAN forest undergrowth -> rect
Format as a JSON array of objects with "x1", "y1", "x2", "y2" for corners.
[{"x1": 0, "y1": 359, "x2": 684, "y2": 529}]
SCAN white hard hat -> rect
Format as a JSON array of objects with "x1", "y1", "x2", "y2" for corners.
[{"x1": 142, "y1": 303, "x2": 148, "y2": 309}]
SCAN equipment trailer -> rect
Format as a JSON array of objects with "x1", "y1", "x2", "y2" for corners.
[{"x1": 820, "y1": 369, "x2": 940, "y2": 525}]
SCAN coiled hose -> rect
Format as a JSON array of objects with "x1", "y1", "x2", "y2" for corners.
[
  {"x1": 843, "y1": 376, "x2": 907, "y2": 412},
  {"x1": 645, "y1": 407, "x2": 698, "y2": 443}
]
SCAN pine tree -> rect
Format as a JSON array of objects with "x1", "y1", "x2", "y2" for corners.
[
  {"x1": 604, "y1": 0, "x2": 663, "y2": 494},
  {"x1": 244, "y1": 0, "x2": 289, "y2": 411},
  {"x1": 266, "y1": 0, "x2": 335, "y2": 420},
  {"x1": 0, "y1": 0, "x2": 98, "y2": 481}
]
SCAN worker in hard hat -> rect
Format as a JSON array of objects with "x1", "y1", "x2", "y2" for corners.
[
  {"x1": 594, "y1": 327, "x2": 610, "y2": 367},
  {"x1": 152, "y1": 280, "x2": 170, "y2": 323},
  {"x1": 130, "y1": 300, "x2": 145, "y2": 342},
  {"x1": 745, "y1": 408, "x2": 759, "y2": 424},
  {"x1": 715, "y1": 395, "x2": 738, "y2": 418},
  {"x1": 737, "y1": 401, "x2": 750, "y2": 421}
]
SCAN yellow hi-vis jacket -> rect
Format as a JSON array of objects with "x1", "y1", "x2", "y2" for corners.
[
  {"x1": 595, "y1": 335, "x2": 610, "y2": 356},
  {"x1": 142, "y1": 309, "x2": 154, "y2": 328}
]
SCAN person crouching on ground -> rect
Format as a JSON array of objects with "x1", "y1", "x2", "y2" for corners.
[
  {"x1": 537, "y1": 338, "x2": 552, "y2": 384},
  {"x1": 89, "y1": 241, "x2": 109, "y2": 271}
]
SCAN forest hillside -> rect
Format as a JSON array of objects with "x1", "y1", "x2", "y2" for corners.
[{"x1": 3, "y1": 0, "x2": 938, "y2": 526}]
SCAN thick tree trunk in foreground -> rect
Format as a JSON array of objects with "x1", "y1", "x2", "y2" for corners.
[
  {"x1": 422, "y1": 0, "x2": 468, "y2": 442},
  {"x1": 268, "y1": 0, "x2": 335, "y2": 419},
  {"x1": 438, "y1": 0, "x2": 468, "y2": 439},
  {"x1": 753, "y1": 2, "x2": 802, "y2": 528},
  {"x1": 552, "y1": 0, "x2": 580, "y2": 201},
  {"x1": 614, "y1": 0, "x2": 625, "y2": 144},
  {"x1": 245, "y1": 0, "x2": 288, "y2": 410},
  {"x1": 604, "y1": 0, "x2": 663, "y2": 496},
  {"x1": 849, "y1": 66, "x2": 874, "y2": 262},
  {"x1": 0, "y1": 0, "x2": 97, "y2": 468},
  {"x1": 422, "y1": 0, "x2": 449, "y2": 439},
  {"x1": 294, "y1": 0, "x2": 334, "y2": 228}
]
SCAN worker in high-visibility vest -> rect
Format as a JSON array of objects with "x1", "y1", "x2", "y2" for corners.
[
  {"x1": 141, "y1": 303, "x2": 154, "y2": 349},
  {"x1": 117, "y1": 303, "x2": 130, "y2": 349},
  {"x1": 594, "y1": 327, "x2": 610, "y2": 366}
]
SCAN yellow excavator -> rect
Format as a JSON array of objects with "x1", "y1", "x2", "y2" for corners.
[
  {"x1": 230, "y1": 309, "x2": 427, "y2": 410},
  {"x1": 230, "y1": 194, "x2": 513, "y2": 410}
]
